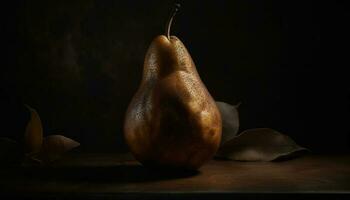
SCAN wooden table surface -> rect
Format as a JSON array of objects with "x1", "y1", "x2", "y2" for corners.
[{"x1": 1, "y1": 154, "x2": 349, "y2": 199}]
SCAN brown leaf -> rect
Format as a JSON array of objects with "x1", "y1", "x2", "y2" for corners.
[
  {"x1": 216, "y1": 101, "x2": 240, "y2": 146},
  {"x1": 38, "y1": 135, "x2": 80, "y2": 163},
  {"x1": 24, "y1": 105, "x2": 43, "y2": 154},
  {"x1": 0, "y1": 137, "x2": 23, "y2": 165},
  {"x1": 216, "y1": 128, "x2": 309, "y2": 161}
]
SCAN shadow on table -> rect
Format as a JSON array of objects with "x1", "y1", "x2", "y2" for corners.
[{"x1": 1, "y1": 164, "x2": 199, "y2": 183}]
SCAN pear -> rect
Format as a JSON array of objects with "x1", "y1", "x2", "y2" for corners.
[{"x1": 124, "y1": 4, "x2": 222, "y2": 170}]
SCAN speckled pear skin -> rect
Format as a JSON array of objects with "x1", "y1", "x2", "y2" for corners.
[{"x1": 124, "y1": 35, "x2": 222, "y2": 170}]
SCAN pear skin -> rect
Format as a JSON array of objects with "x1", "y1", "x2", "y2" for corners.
[{"x1": 124, "y1": 5, "x2": 221, "y2": 170}]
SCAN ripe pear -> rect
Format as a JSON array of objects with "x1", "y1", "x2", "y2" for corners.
[{"x1": 124, "y1": 5, "x2": 222, "y2": 170}]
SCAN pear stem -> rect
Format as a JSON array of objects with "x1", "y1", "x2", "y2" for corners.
[{"x1": 166, "y1": 3, "x2": 181, "y2": 40}]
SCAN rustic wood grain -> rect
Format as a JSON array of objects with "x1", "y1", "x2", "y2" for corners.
[{"x1": 0, "y1": 154, "x2": 349, "y2": 199}]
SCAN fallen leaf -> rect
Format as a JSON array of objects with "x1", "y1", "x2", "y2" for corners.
[
  {"x1": 21, "y1": 155, "x2": 43, "y2": 166},
  {"x1": 0, "y1": 137, "x2": 23, "y2": 165},
  {"x1": 216, "y1": 128, "x2": 309, "y2": 161},
  {"x1": 24, "y1": 105, "x2": 43, "y2": 154},
  {"x1": 37, "y1": 135, "x2": 80, "y2": 163},
  {"x1": 216, "y1": 101, "x2": 240, "y2": 146}
]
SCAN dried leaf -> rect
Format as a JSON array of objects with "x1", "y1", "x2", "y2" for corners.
[
  {"x1": 24, "y1": 105, "x2": 43, "y2": 154},
  {"x1": 0, "y1": 137, "x2": 23, "y2": 164},
  {"x1": 216, "y1": 101, "x2": 240, "y2": 146},
  {"x1": 38, "y1": 135, "x2": 80, "y2": 163},
  {"x1": 216, "y1": 128, "x2": 309, "y2": 161},
  {"x1": 21, "y1": 155, "x2": 43, "y2": 166}
]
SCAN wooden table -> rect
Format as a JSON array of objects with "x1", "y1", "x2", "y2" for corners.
[{"x1": 1, "y1": 154, "x2": 349, "y2": 199}]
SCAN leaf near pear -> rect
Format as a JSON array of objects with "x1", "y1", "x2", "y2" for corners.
[
  {"x1": 38, "y1": 135, "x2": 80, "y2": 163},
  {"x1": 216, "y1": 128, "x2": 309, "y2": 161},
  {"x1": 24, "y1": 105, "x2": 43, "y2": 155},
  {"x1": 0, "y1": 137, "x2": 23, "y2": 165},
  {"x1": 216, "y1": 101, "x2": 240, "y2": 146}
]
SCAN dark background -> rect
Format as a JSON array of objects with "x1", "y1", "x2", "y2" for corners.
[{"x1": 0, "y1": 0, "x2": 349, "y2": 153}]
